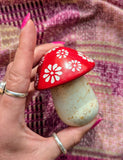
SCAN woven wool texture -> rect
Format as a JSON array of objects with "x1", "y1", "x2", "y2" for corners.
[{"x1": 0, "y1": 0, "x2": 123, "y2": 160}]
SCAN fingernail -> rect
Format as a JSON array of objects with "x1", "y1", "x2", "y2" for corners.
[
  {"x1": 91, "y1": 118, "x2": 103, "y2": 129},
  {"x1": 52, "y1": 41, "x2": 65, "y2": 45},
  {"x1": 21, "y1": 13, "x2": 30, "y2": 29}
]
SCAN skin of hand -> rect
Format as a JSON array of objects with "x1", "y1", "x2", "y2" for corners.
[{"x1": 0, "y1": 20, "x2": 98, "y2": 160}]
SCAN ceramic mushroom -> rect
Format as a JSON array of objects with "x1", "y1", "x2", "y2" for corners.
[{"x1": 35, "y1": 47, "x2": 99, "y2": 126}]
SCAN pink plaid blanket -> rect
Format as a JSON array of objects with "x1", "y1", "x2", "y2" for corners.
[{"x1": 0, "y1": 0, "x2": 123, "y2": 159}]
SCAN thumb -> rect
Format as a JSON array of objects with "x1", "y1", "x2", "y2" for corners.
[{"x1": 49, "y1": 117, "x2": 102, "y2": 157}]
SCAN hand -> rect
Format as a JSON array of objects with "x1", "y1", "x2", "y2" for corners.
[{"x1": 0, "y1": 20, "x2": 98, "y2": 160}]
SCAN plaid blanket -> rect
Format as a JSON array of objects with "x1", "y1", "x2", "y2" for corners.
[{"x1": 0, "y1": 0, "x2": 123, "y2": 159}]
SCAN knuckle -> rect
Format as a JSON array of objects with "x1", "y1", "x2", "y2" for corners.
[
  {"x1": 7, "y1": 68, "x2": 30, "y2": 90},
  {"x1": 6, "y1": 63, "x2": 13, "y2": 77},
  {"x1": 8, "y1": 69, "x2": 23, "y2": 82},
  {"x1": 7, "y1": 62, "x2": 13, "y2": 71}
]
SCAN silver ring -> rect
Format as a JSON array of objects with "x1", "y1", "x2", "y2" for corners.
[
  {"x1": 4, "y1": 87, "x2": 28, "y2": 98},
  {"x1": 0, "y1": 81, "x2": 6, "y2": 94},
  {"x1": 52, "y1": 132, "x2": 67, "y2": 155}
]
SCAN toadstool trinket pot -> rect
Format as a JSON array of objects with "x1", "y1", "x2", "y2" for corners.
[{"x1": 35, "y1": 47, "x2": 99, "y2": 126}]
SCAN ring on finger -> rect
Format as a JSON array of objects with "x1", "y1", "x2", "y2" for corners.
[
  {"x1": 4, "y1": 87, "x2": 28, "y2": 98},
  {"x1": 52, "y1": 132, "x2": 67, "y2": 155},
  {"x1": 0, "y1": 81, "x2": 6, "y2": 94},
  {"x1": 0, "y1": 81, "x2": 28, "y2": 98}
]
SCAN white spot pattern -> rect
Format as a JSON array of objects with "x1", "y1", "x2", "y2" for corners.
[
  {"x1": 47, "y1": 47, "x2": 59, "y2": 54},
  {"x1": 56, "y1": 49, "x2": 69, "y2": 59},
  {"x1": 66, "y1": 60, "x2": 82, "y2": 72},
  {"x1": 78, "y1": 52, "x2": 94, "y2": 62},
  {"x1": 43, "y1": 64, "x2": 62, "y2": 84},
  {"x1": 39, "y1": 56, "x2": 45, "y2": 66}
]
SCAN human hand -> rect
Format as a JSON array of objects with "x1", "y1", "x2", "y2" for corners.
[{"x1": 0, "y1": 19, "x2": 101, "y2": 160}]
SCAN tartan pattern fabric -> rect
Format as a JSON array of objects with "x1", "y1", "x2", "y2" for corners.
[{"x1": 0, "y1": 0, "x2": 123, "y2": 160}]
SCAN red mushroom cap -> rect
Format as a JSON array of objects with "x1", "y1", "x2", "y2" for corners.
[{"x1": 35, "y1": 47, "x2": 95, "y2": 90}]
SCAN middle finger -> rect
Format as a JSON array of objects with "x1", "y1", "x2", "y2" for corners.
[{"x1": 33, "y1": 43, "x2": 64, "y2": 67}]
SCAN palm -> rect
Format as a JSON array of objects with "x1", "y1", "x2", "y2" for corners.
[{"x1": 0, "y1": 113, "x2": 57, "y2": 160}]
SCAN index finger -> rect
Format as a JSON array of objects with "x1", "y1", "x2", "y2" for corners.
[
  {"x1": 0, "y1": 19, "x2": 37, "y2": 123},
  {"x1": 6, "y1": 19, "x2": 36, "y2": 93}
]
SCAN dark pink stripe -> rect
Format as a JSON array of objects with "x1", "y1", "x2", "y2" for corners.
[{"x1": 57, "y1": 154, "x2": 108, "y2": 160}]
